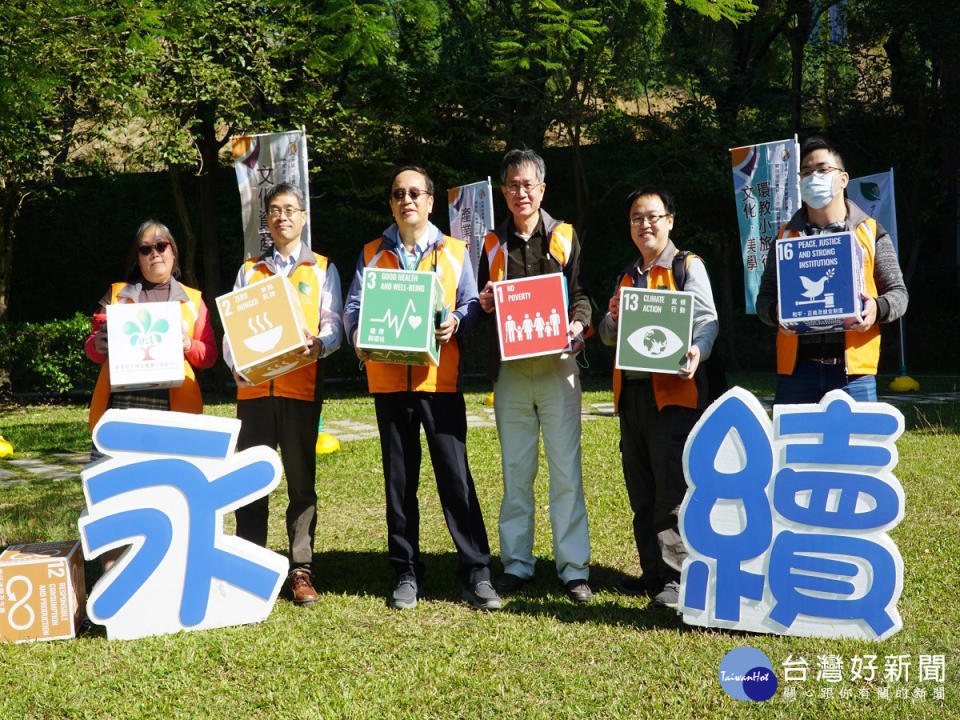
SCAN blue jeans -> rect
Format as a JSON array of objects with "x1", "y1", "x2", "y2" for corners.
[{"x1": 774, "y1": 361, "x2": 877, "y2": 405}]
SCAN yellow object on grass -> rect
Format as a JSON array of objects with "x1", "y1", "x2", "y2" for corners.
[
  {"x1": 316, "y1": 432, "x2": 340, "y2": 454},
  {"x1": 0, "y1": 435, "x2": 12, "y2": 458},
  {"x1": 484, "y1": 392, "x2": 495, "y2": 407},
  {"x1": 888, "y1": 375, "x2": 920, "y2": 393}
]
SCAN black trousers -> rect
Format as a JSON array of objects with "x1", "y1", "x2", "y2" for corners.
[
  {"x1": 618, "y1": 379, "x2": 699, "y2": 589},
  {"x1": 235, "y1": 395, "x2": 323, "y2": 574},
  {"x1": 374, "y1": 391, "x2": 491, "y2": 586}
]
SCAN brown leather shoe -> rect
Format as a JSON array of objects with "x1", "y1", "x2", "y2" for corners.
[{"x1": 289, "y1": 569, "x2": 318, "y2": 606}]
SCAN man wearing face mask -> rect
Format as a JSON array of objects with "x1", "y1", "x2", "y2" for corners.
[{"x1": 756, "y1": 136, "x2": 908, "y2": 404}]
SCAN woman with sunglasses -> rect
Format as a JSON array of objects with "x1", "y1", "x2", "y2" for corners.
[{"x1": 85, "y1": 220, "x2": 217, "y2": 434}]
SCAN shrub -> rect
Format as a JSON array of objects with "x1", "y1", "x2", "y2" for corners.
[{"x1": 0, "y1": 313, "x2": 99, "y2": 397}]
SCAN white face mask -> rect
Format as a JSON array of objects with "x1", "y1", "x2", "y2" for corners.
[{"x1": 800, "y1": 171, "x2": 837, "y2": 209}]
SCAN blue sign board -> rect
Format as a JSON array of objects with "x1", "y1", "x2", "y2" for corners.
[
  {"x1": 78, "y1": 409, "x2": 289, "y2": 641},
  {"x1": 776, "y1": 232, "x2": 864, "y2": 333},
  {"x1": 679, "y1": 387, "x2": 905, "y2": 640}
]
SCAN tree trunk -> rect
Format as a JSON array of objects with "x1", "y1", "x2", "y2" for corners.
[
  {"x1": 0, "y1": 186, "x2": 26, "y2": 396},
  {"x1": 168, "y1": 165, "x2": 199, "y2": 287},
  {"x1": 197, "y1": 103, "x2": 222, "y2": 300}
]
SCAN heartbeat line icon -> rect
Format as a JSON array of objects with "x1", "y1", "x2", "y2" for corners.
[{"x1": 371, "y1": 298, "x2": 420, "y2": 337}]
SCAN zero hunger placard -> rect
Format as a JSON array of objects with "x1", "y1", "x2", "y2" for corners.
[
  {"x1": 615, "y1": 286, "x2": 694, "y2": 374},
  {"x1": 492, "y1": 273, "x2": 570, "y2": 361}
]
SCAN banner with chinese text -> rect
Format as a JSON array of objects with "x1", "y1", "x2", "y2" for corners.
[
  {"x1": 232, "y1": 129, "x2": 311, "y2": 259},
  {"x1": 447, "y1": 179, "x2": 494, "y2": 280},
  {"x1": 731, "y1": 138, "x2": 801, "y2": 314}
]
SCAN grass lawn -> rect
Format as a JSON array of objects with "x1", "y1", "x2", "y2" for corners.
[{"x1": 0, "y1": 374, "x2": 958, "y2": 719}]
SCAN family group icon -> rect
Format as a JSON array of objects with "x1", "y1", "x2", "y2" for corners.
[{"x1": 502, "y1": 307, "x2": 563, "y2": 343}]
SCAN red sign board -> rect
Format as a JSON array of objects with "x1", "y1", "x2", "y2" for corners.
[{"x1": 492, "y1": 273, "x2": 570, "y2": 360}]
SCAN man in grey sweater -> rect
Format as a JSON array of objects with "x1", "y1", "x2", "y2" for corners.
[{"x1": 756, "y1": 137, "x2": 908, "y2": 404}]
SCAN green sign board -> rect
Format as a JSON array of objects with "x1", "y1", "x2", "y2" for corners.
[
  {"x1": 357, "y1": 268, "x2": 445, "y2": 366},
  {"x1": 615, "y1": 287, "x2": 694, "y2": 373}
]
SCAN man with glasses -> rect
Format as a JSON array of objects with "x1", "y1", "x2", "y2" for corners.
[
  {"x1": 477, "y1": 148, "x2": 593, "y2": 603},
  {"x1": 224, "y1": 182, "x2": 343, "y2": 606},
  {"x1": 756, "y1": 136, "x2": 908, "y2": 403},
  {"x1": 343, "y1": 166, "x2": 500, "y2": 611}
]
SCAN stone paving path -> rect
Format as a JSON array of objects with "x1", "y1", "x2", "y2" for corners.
[{"x1": 2, "y1": 392, "x2": 958, "y2": 486}]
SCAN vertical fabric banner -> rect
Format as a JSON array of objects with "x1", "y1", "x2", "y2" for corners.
[
  {"x1": 232, "y1": 129, "x2": 311, "y2": 259},
  {"x1": 848, "y1": 170, "x2": 898, "y2": 255},
  {"x1": 447, "y1": 179, "x2": 495, "y2": 280},
  {"x1": 730, "y1": 138, "x2": 801, "y2": 314}
]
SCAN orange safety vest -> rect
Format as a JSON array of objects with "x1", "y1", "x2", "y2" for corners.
[
  {"x1": 612, "y1": 254, "x2": 700, "y2": 412},
  {"x1": 89, "y1": 282, "x2": 204, "y2": 431},
  {"x1": 361, "y1": 236, "x2": 467, "y2": 393},
  {"x1": 482, "y1": 222, "x2": 573, "y2": 281},
  {"x1": 236, "y1": 253, "x2": 330, "y2": 402},
  {"x1": 775, "y1": 219, "x2": 880, "y2": 375}
]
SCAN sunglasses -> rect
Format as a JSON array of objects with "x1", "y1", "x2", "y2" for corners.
[
  {"x1": 138, "y1": 241, "x2": 171, "y2": 256},
  {"x1": 391, "y1": 187, "x2": 430, "y2": 202}
]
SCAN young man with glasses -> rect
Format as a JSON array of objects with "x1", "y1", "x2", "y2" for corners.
[
  {"x1": 756, "y1": 137, "x2": 908, "y2": 404},
  {"x1": 477, "y1": 148, "x2": 594, "y2": 604},
  {"x1": 342, "y1": 166, "x2": 500, "y2": 611},
  {"x1": 224, "y1": 182, "x2": 343, "y2": 606}
]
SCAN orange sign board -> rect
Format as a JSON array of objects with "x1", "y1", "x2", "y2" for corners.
[
  {"x1": 0, "y1": 540, "x2": 86, "y2": 643},
  {"x1": 217, "y1": 275, "x2": 312, "y2": 385}
]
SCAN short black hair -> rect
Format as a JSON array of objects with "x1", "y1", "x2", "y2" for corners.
[
  {"x1": 624, "y1": 187, "x2": 675, "y2": 217},
  {"x1": 800, "y1": 136, "x2": 845, "y2": 170},
  {"x1": 389, "y1": 165, "x2": 434, "y2": 196},
  {"x1": 264, "y1": 182, "x2": 305, "y2": 209}
]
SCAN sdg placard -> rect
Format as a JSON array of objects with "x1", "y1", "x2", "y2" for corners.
[
  {"x1": 615, "y1": 287, "x2": 693, "y2": 374},
  {"x1": 493, "y1": 273, "x2": 570, "y2": 361},
  {"x1": 356, "y1": 268, "x2": 445, "y2": 366},
  {"x1": 0, "y1": 540, "x2": 86, "y2": 643},
  {"x1": 218, "y1": 275, "x2": 313, "y2": 385},
  {"x1": 776, "y1": 231, "x2": 865, "y2": 333}
]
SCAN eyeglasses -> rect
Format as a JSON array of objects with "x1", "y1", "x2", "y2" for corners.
[
  {"x1": 629, "y1": 213, "x2": 671, "y2": 227},
  {"x1": 138, "y1": 241, "x2": 171, "y2": 256},
  {"x1": 799, "y1": 164, "x2": 844, "y2": 179},
  {"x1": 391, "y1": 187, "x2": 431, "y2": 202},
  {"x1": 266, "y1": 206, "x2": 303, "y2": 219},
  {"x1": 505, "y1": 182, "x2": 542, "y2": 196}
]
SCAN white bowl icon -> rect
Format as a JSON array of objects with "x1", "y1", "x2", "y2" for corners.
[{"x1": 244, "y1": 325, "x2": 283, "y2": 353}]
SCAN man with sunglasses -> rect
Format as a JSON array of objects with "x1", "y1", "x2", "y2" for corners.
[
  {"x1": 343, "y1": 166, "x2": 500, "y2": 611},
  {"x1": 477, "y1": 148, "x2": 593, "y2": 604},
  {"x1": 224, "y1": 182, "x2": 343, "y2": 607},
  {"x1": 756, "y1": 137, "x2": 908, "y2": 403}
]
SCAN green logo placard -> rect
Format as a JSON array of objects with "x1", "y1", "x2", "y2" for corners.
[
  {"x1": 357, "y1": 268, "x2": 444, "y2": 366},
  {"x1": 615, "y1": 287, "x2": 693, "y2": 373}
]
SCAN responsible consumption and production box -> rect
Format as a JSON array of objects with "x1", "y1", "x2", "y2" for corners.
[
  {"x1": 0, "y1": 540, "x2": 86, "y2": 643},
  {"x1": 356, "y1": 268, "x2": 445, "y2": 366},
  {"x1": 776, "y1": 231, "x2": 865, "y2": 333},
  {"x1": 615, "y1": 287, "x2": 694, "y2": 373},
  {"x1": 492, "y1": 273, "x2": 570, "y2": 361},
  {"x1": 106, "y1": 301, "x2": 185, "y2": 391}
]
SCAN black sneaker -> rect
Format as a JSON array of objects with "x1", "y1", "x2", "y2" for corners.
[
  {"x1": 616, "y1": 576, "x2": 656, "y2": 598},
  {"x1": 388, "y1": 579, "x2": 420, "y2": 610},
  {"x1": 494, "y1": 572, "x2": 530, "y2": 595},
  {"x1": 462, "y1": 580, "x2": 503, "y2": 611},
  {"x1": 652, "y1": 581, "x2": 680, "y2": 609},
  {"x1": 564, "y1": 579, "x2": 593, "y2": 603}
]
